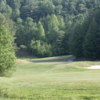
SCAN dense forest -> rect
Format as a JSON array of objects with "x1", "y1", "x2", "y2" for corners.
[{"x1": 0, "y1": 0, "x2": 100, "y2": 59}]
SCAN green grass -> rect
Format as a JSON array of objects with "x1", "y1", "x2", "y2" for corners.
[
  {"x1": 29, "y1": 55, "x2": 74, "y2": 63},
  {"x1": 0, "y1": 55, "x2": 100, "y2": 100}
]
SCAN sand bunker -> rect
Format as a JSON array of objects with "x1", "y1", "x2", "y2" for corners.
[{"x1": 87, "y1": 65, "x2": 100, "y2": 69}]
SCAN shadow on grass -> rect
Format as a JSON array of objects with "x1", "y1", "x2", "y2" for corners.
[{"x1": 30, "y1": 55, "x2": 75, "y2": 63}]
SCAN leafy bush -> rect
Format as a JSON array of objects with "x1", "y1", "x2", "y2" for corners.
[{"x1": 0, "y1": 25, "x2": 16, "y2": 76}]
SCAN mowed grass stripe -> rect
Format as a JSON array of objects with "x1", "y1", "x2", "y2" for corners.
[{"x1": 0, "y1": 56, "x2": 100, "y2": 100}]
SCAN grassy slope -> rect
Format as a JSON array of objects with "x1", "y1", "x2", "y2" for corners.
[{"x1": 0, "y1": 56, "x2": 100, "y2": 100}]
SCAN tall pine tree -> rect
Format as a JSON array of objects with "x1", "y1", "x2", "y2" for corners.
[{"x1": 83, "y1": 18, "x2": 100, "y2": 60}]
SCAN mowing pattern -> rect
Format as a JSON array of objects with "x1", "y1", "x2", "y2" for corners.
[{"x1": 0, "y1": 56, "x2": 100, "y2": 100}]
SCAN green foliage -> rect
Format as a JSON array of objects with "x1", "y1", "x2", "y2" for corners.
[
  {"x1": 83, "y1": 18, "x2": 100, "y2": 60},
  {"x1": 0, "y1": 25, "x2": 15, "y2": 76},
  {"x1": 0, "y1": 0, "x2": 100, "y2": 59},
  {"x1": 69, "y1": 7, "x2": 100, "y2": 60},
  {"x1": 69, "y1": 23, "x2": 85, "y2": 57},
  {"x1": 30, "y1": 40, "x2": 52, "y2": 57},
  {"x1": 37, "y1": 21, "x2": 46, "y2": 40}
]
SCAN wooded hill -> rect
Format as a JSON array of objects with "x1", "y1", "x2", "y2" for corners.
[{"x1": 0, "y1": 0, "x2": 100, "y2": 59}]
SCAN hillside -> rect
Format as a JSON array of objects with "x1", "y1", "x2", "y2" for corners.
[
  {"x1": 0, "y1": 0, "x2": 100, "y2": 99},
  {"x1": 0, "y1": 0, "x2": 100, "y2": 59}
]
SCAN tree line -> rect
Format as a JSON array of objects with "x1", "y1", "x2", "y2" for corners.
[
  {"x1": 68, "y1": 7, "x2": 100, "y2": 60},
  {"x1": 0, "y1": 0, "x2": 100, "y2": 58}
]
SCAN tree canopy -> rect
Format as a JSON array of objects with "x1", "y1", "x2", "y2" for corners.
[{"x1": 0, "y1": 0, "x2": 100, "y2": 59}]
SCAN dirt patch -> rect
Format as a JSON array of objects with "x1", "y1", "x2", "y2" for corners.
[{"x1": 16, "y1": 59, "x2": 32, "y2": 64}]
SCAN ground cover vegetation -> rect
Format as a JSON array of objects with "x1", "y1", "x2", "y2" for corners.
[
  {"x1": 0, "y1": 0, "x2": 100, "y2": 99},
  {"x1": 0, "y1": 56, "x2": 100, "y2": 100}
]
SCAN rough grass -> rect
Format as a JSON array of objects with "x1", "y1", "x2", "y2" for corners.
[{"x1": 0, "y1": 55, "x2": 100, "y2": 100}]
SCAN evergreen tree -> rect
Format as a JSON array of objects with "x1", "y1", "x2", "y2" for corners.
[
  {"x1": 47, "y1": 14, "x2": 60, "y2": 46},
  {"x1": 37, "y1": 21, "x2": 46, "y2": 40},
  {"x1": 83, "y1": 19, "x2": 100, "y2": 60},
  {"x1": 69, "y1": 23, "x2": 84, "y2": 57}
]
